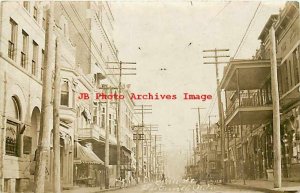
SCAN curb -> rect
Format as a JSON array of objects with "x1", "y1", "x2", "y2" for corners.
[{"x1": 225, "y1": 183, "x2": 300, "y2": 193}]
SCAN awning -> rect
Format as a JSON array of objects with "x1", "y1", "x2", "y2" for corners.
[{"x1": 75, "y1": 142, "x2": 104, "y2": 165}]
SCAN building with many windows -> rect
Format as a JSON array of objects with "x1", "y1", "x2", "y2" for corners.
[
  {"x1": 0, "y1": 1, "x2": 46, "y2": 192},
  {"x1": 0, "y1": 1, "x2": 137, "y2": 192},
  {"x1": 220, "y1": 1, "x2": 300, "y2": 182}
]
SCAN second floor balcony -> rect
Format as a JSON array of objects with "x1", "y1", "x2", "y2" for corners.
[
  {"x1": 225, "y1": 90, "x2": 273, "y2": 126},
  {"x1": 78, "y1": 125, "x2": 101, "y2": 141},
  {"x1": 221, "y1": 59, "x2": 271, "y2": 91}
]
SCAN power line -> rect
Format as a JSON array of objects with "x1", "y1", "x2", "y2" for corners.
[
  {"x1": 202, "y1": 2, "x2": 262, "y2": 125},
  {"x1": 233, "y1": 2, "x2": 262, "y2": 58}
]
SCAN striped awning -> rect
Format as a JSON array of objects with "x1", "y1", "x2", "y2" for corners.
[{"x1": 75, "y1": 142, "x2": 104, "y2": 165}]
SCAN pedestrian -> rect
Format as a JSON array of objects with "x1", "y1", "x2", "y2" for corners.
[{"x1": 161, "y1": 173, "x2": 166, "y2": 184}]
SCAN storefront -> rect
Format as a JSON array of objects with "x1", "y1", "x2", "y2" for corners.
[{"x1": 74, "y1": 143, "x2": 105, "y2": 187}]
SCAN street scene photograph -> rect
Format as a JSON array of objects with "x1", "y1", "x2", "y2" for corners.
[{"x1": 0, "y1": 1, "x2": 300, "y2": 193}]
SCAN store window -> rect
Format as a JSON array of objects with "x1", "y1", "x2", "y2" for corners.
[{"x1": 5, "y1": 96, "x2": 21, "y2": 156}]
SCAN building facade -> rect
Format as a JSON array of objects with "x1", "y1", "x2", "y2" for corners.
[
  {"x1": 220, "y1": 1, "x2": 300, "y2": 182},
  {"x1": 0, "y1": 1, "x2": 137, "y2": 192}
]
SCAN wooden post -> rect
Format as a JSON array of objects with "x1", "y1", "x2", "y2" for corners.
[
  {"x1": 34, "y1": 3, "x2": 54, "y2": 193},
  {"x1": 105, "y1": 89, "x2": 109, "y2": 189},
  {"x1": 149, "y1": 125, "x2": 152, "y2": 181},
  {"x1": 136, "y1": 127, "x2": 140, "y2": 184},
  {"x1": 53, "y1": 37, "x2": 61, "y2": 193},
  {"x1": 270, "y1": 24, "x2": 281, "y2": 188},
  {"x1": 141, "y1": 106, "x2": 144, "y2": 182},
  {"x1": 116, "y1": 62, "x2": 122, "y2": 179}
]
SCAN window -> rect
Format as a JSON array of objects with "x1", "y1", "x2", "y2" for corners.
[
  {"x1": 21, "y1": 30, "x2": 29, "y2": 68},
  {"x1": 109, "y1": 114, "x2": 112, "y2": 134},
  {"x1": 33, "y1": 6, "x2": 38, "y2": 21},
  {"x1": 293, "y1": 50, "x2": 299, "y2": 84},
  {"x1": 42, "y1": 10, "x2": 47, "y2": 30},
  {"x1": 93, "y1": 106, "x2": 97, "y2": 124},
  {"x1": 101, "y1": 108, "x2": 105, "y2": 128},
  {"x1": 41, "y1": 49, "x2": 45, "y2": 80},
  {"x1": 8, "y1": 18, "x2": 17, "y2": 60},
  {"x1": 61, "y1": 81, "x2": 69, "y2": 106},
  {"x1": 114, "y1": 120, "x2": 117, "y2": 136},
  {"x1": 81, "y1": 112, "x2": 88, "y2": 128},
  {"x1": 23, "y1": 136, "x2": 32, "y2": 154},
  {"x1": 23, "y1": 1, "x2": 30, "y2": 11},
  {"x1": 32, "y1": 41, "x2": 38, "y2": 76},
  {"x1": 5, "y1": 96, "x2": 21, "y2": 157}
]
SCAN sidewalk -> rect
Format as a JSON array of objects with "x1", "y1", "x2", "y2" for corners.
[
  {"x1": 61, "y1": 186, "x2": 121, "y2": 193},
  {"x1": 61, "y1": 184, "x2": 139, "y2": 193},
  {"x1": 225, "y1": 180, "x2": 300, "y2": 193}
]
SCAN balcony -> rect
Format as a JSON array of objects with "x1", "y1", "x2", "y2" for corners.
[
  {"x1": 59, "y1": 106, "x2": 76, "y2": 123},
  {"x1": 225, "y1": 90, "x2": 273, "y2": 126},
  {"x1": 221, "y1": 59, "x2": 271, "y2": 91},
  {"x1": 78, "y1": 125, "x2": 101, "y2": 141}
]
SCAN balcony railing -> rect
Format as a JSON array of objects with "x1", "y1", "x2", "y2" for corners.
[
  {"x1": 78, "y1": 126, "x2": 100, "y2": 141},
  {"x1": 21, "y1": 51, "x2": 27, "y2": 68},
  {"x1": 8, "y1": 40, "x2": 15, "y2": 60},
  {"x1": 226, "y1": 90, "x2": 272, "y2": 118}
]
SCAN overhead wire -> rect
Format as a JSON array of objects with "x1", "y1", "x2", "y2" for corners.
[
  {"x1": 233, "y1": 1, "x2": 262, "y2": 58},
  {"x1": 202, "y1": 2, "x2": 262, "y2": 127}
]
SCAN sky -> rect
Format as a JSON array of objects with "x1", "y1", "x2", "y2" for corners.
[{"x1": 111, "y1": 1, "x2": 285, "y2": 178}]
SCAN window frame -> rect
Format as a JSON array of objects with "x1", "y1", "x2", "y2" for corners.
[{"x1": 8, "y1": 18, "x2": 18, "y2": 61}]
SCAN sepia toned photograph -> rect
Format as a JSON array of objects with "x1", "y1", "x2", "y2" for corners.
[{"x1": 0, "y1": 1, "x2": 299, "y2": 193}]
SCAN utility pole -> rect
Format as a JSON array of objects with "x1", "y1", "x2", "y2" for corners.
[
  {"x1": 34, "y1": 3, "x2": 54, "y2": 193},
  {"x1": 192, "y1": 129, "x2": 196, "y2": 166},
  {"x1": 191, "y1": 107, "x2": 205, "y2": 144},
  {"x1": 134, "y1": 105, "x2": 152, "y2": 182},
  {"x1": 208, "y1": 115, "x2": 217, "y2": 134},
  {"x1": 270, "y1": 23, "x2": 281, "y2": 188},
  {"x1": 106, "y1": 61, "x2": 136, "y2": 179},
  {"x1": 153, "y1": 134, "x2": 162, "y2": 181},
  {"x1": 143, "y1": 124, "x2": 158, "y2": 182},
  {"x1": 53, "y1": 37, "x2": 61, "y2": 193},
  {"x1": 105, "y1": 88, "x2": 109, "y2": 189},
  {"x1": 203, "y1": 48, "x2": 229, "y2": 183},
  {"x1": 132, "y1": 124, "x2": 143, "y2": 184},
  {"x1": 99, "y1": 86, "x2": 116, "y2": 189}
]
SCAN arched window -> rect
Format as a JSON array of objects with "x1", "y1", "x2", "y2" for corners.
[
  {"x1": 61, "y1": 81, "x2": 69, "y2": 106},
  {"x1": 6, "y1": 96, "x2": 21, "y2": 156}
]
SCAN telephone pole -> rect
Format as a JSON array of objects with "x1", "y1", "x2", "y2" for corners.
[
  {"x1": 191, "y1": 107, "x2": 206, "y2": 144},
  {"x1": 34, "y1": 3, "x2": 54, "y2": 193},
  {"x1": 270, "y1": 23, "x2": 281, "y2": 188},
  {"x1": 143, "y1": 124, "x2": 158, "y2": 182},
  {"x1": 203, "y1": 48, "x2": 230, "y2": 183},
  {"x1": 106, "y1": 61, "x2": 136, "y2": 179},
  {"x1": 154, "y1": 134, "x2": 162, "y2": 181},
  {"x1": 208, "y1": 115, "x2": 217, "y2": 134},
  {"x1": 134, "y1": 105, "x2": 152, "y2": 182},
  {"x1": 99, "y1": 85, "x2": 117, "y2": 189},
  {"x1": 132, "y1": 124, "x2": 143, "y2": 184},
  {"x1": 53, "y1": 37, "x2": 61, "y2": 193},
  {"x1": 192, "y1": 129, "x2": 197, "y2": 166}
]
